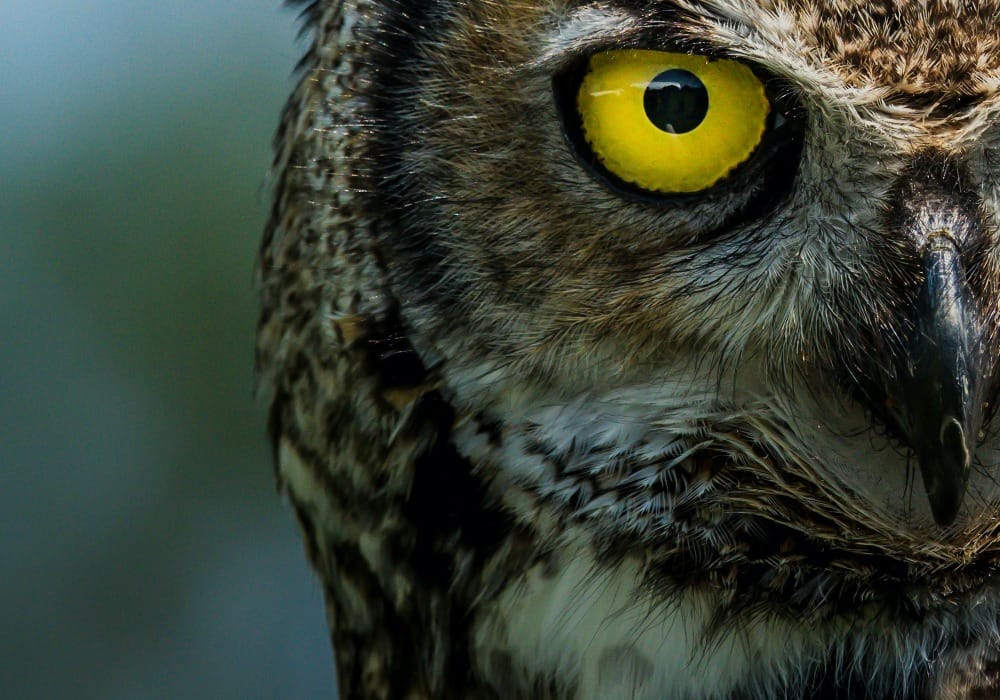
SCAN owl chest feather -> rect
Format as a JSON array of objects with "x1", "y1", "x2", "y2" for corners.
[
  {"x1": 473, "y1": 540, "x2": 803, "y2": 700},
  {"x1": 452, "y1": 391, "x2": 1000, "y2": 699}
]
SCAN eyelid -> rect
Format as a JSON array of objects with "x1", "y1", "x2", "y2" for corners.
[
  {"x1": 535, "y1": 7, "x2": 643, "y2": 71},
  {"x1": 536, "y1": 2, "x2": 767, "y2": 75}
]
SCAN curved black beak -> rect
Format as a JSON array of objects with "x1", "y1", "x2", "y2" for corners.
[
  {"x1": 845, "y1": 157, "x2": 990, "y2": 527},
  {"x1": 899, "y1": 232, "x2": 983, "y2": 526}
]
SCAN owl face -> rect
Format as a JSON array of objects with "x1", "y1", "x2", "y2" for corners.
[{"x1": 355, "y1": 0, "x2": 1000, "y2": 615}]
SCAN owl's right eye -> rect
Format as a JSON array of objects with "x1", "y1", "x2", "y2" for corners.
[{"x1": 557, "y1": 48, "x2": 802, "y2": 206}]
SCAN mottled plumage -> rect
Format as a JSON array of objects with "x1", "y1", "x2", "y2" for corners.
[{"x1": 257, "y1": 1, "x2": 1000, "y2": 697}]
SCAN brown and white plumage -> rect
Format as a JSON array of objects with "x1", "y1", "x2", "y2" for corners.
[{"x1": 257, "y1": 1, "x2": 1000, "y2": 697}]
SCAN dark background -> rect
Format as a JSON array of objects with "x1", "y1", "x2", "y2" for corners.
[{"x1": 1, "y1": 2, "x2": 337, "y2": 697}]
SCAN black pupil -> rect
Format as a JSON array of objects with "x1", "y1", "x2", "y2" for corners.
[{"x1": 643, "y1": 69, "x2": 708, "y2": 134}]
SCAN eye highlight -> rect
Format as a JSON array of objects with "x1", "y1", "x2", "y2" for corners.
[{"x1": 576, "y1": 50, "x2": 771, "y2": 194}]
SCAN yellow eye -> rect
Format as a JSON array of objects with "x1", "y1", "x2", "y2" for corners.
[{"x1": 577, "y1": 50, "x2": 771, "y2": 194}]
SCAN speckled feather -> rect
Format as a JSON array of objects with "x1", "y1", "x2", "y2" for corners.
[{"x1": 257, "y1": 1, "x2": 1000, "y2": 697}]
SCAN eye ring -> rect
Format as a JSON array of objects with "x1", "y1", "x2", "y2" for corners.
[
  {"x1": 576, "y1": 50, "x2": 770, "y2": 194},
  {"x1": 554, "y1": 48, "x2": 804, "y2": 210}
]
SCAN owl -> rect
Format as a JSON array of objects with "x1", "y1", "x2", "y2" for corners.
[{"x1": 256, "y1": 0, "x2": 1000, "y2": 697}]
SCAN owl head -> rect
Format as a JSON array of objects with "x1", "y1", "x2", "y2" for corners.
[
  {"x1": 260, "y1": 0, "x2": 1000, "y2": 675},
  {"x1": 347, "y1": 0, "x2": 1000, "y2": 527}
]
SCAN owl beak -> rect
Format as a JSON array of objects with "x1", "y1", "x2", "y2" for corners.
[{"x1": 897, "y1": 231, "x2": 983, "y2": 527}]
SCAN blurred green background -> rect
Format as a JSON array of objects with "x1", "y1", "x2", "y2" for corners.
[{"x1": 1, "y1": 2, "x2": 337, "y2": 697}]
